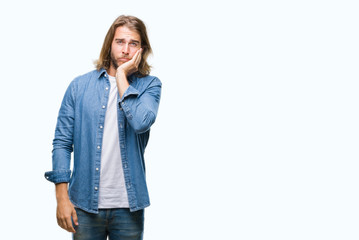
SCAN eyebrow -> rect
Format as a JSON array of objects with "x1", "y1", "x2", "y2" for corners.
[{"x1": 115, "y1": 38, "x2": 140, "y2": 43}]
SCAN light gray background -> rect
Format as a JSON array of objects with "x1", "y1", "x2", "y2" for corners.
[{"x1": 1, "y1": 0, "x2": 358, "y2": 239}]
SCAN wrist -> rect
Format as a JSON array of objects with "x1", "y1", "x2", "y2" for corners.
[
  {"x1": 56, "y1": 197, "x2": 70, "y2": 204},
  {"x1": 116, "y1": 69, "x2": 129, "y2": 86},
  {"x1": 55, "y1": 183, "x2": 69, "y2": 202},
  {"x1": 116, "y1": 67, "x2": 127, "y2": 78},
  {"x1": 56, "y1": 192, "x2": 70, "y2": 201}
]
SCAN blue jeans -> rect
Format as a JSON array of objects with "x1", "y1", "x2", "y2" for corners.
[{"x1": 73, "y1": 208, "x2": 144, "y2": 240}]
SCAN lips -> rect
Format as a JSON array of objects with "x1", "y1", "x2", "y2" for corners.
[{"x1": 118, "y1": 58, "x2": 130, "y2": 62}]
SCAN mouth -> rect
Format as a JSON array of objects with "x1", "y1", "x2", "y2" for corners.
[{"x1": 118, "y1": 58, "x2": 130, "y2": 62}]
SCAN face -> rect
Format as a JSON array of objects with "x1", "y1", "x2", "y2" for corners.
[{"x1": 110, "y1": 26, "x2": 141, "y2": 69}]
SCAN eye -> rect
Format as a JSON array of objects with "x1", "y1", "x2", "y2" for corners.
[
  {"x1": 130, "y1": 42, "x2": 138, "y2": 47},
  {"x1": 116, "y1": 40, "x2": 124, "y2": 44}
]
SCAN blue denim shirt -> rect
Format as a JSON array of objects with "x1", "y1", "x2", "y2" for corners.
[{"x1": 44, "y1": 68, "x2": 161, "y2": 213}]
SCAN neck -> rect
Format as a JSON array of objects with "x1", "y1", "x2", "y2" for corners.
[{"x1": 107, "y1": 65, "x2": 116, "y2": 77}]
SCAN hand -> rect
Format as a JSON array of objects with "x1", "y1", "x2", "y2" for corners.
[
  {"x1": 56, "y1": 199, "x2": 78, "y2": 233},
  {"x1": 117, "y1": 48, "x2": 143, "y2": 77}
]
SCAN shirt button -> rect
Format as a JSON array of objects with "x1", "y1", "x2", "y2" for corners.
[
  {"x1": 96, "y1": 168, "x2": 99, "y2": 171},
  {"x1": 102, "y1": 105, "x2": 106, "y2": 109},
  {"x1": 124, "y1": 164, "x2": 127, "y2": 168},
  {"x1": 105, "y1": 87, "x2": 109, "y2": 90},
  {"x1": 120, "y1": 123, "x2": 123, "y2": 128},
  {"x1": 100, "y1": 125, "x2": 103, "y2": 129},
  {"x1": 95, "y1": 187, "x2": 98, "y2": 190},
  {"x1": 97, "y1": 146, "x2": 100, "y2": 149}
]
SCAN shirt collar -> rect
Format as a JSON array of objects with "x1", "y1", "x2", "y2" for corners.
[{"x1": 97, "y1": 68, "x2": 107, "y2": 79}]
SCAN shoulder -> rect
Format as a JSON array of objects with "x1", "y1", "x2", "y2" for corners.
[
  {"x1": 63, "y1": 69, "x2": 104, "y2": 97},
  {"x1": 72, "y1": 69, "x2": 104, "y2": 84},
  {"x1": 131, "y1": 74, "x2": 162, "y2": 87},
  {"x1": 67, "y1": 69, "x2": 104, "y2": 90}
]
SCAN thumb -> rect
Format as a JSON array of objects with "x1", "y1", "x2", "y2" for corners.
[{"x1": 72, "y1": 209, "x2": 78, "y2": 226}]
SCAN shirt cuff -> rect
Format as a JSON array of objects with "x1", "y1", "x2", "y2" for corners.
[{"x1": 44, "y1": 170, "x2": 71, "y2": 184}]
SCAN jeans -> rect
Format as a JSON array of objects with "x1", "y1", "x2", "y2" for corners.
[{"x1": 73, "y1": 208, "x2": 144, "y2": 240}]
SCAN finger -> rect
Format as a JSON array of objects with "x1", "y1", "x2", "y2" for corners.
[
  {"x1": 125, "y1": 49, "x2": 140, "y2": 68},
  {"x1": 59, "y1": 217, "x2": 67, "y2": 230},
  {"x1": 57, "y1": 217, "x2": 63, "y2": 229},
  {"x1": 133, "y1": 48, "x2": 141, "y2": 59},
  {"x1": 134, "y1": 48, "x2": 142, "y2": 66},
  {"x1": 57, "y1": 214, "x2": 66, "y2": 228},
  {"x1": 72, "y1": 209, "x2": 79, "y2": 226},
  {"x1": 135, "y1": 47, "x2": 142, "y2": 57},
  {"x1": 65, "y1": 216, "x2": 76, "y2": 233}
]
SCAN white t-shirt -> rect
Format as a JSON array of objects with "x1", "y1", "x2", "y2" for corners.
[{"x1": 98, "y1": 75, "x2": 129, "y2": 208}]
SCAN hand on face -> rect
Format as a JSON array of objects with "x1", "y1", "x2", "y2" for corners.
[{"x1": 117, "y1": 48, "x2": 143, "y2": 77}]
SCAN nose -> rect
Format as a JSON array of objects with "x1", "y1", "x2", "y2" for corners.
[{"x1": 122, "y1": 43, "x2": 130, "y2": 55}]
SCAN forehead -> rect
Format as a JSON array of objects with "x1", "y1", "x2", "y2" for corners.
[{"x1": 114, "y1": 26, "x2": 141, "y2": 41}]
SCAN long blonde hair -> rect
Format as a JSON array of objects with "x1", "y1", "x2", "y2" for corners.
[{"x1": 95, "y1": 15, "x2": 152, "y2": 77}]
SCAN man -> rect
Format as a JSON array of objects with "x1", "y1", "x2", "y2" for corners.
[{"x1": 44, "y1": 15, "x2": 161, "y2": 240}]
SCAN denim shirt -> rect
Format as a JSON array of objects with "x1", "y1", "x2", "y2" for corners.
[{"x1": 44, "y1": 68, "x2": 161, "y2": 213}]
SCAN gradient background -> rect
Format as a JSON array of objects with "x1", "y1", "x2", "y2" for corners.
[{"x1": 1, "y1": 0, "x2": 358, "y2": 239}]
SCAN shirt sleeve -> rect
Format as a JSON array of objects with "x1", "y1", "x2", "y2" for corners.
[
  {"x1": 44, "y1": 80, "x2": 76, "y2": 184},
  {"x1": 119, "y1": 77, "x2": 162, "y2": 134}
]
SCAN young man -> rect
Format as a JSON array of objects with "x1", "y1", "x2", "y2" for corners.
[{"x1": 45, "y1": 15, "x2": 161, "y2": 240}]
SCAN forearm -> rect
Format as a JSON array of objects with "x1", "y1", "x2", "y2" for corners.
[
  {"x1": 115, "y1": 69, "x2": 130, "y2": 98},
  {"x1": 45, "y1": 149, "x2": 72, "y2": 183},
  {"x1": 45, "y1": 80, "x2": 75, "y2": 183},
  {"x1": 118, "y1": 79, "x2": 161, "y2": 133},
  {"x1": 55, "y1": 182, "x2": 70, "y2": 202}
]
